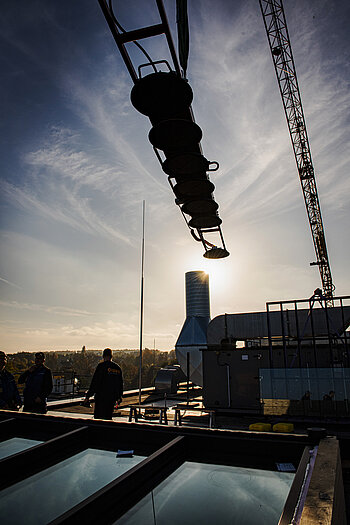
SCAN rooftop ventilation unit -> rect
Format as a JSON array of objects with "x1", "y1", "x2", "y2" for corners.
[{"x1": 175, "y1": 271, "x2": 210, "y2": 386}]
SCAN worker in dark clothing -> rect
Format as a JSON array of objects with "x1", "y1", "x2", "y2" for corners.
[
  {"x1": 84, "y1": 348, "x2": 123, "y2": 420},
  {"x1": 323, "y1": 390, "x2": 335, "y2": 401},
  {"x1": 301, "y1": 390, "x2": 311, "y2": 401},
  {"x1": 18, "y1": 352, "x2": 53, "y2": 414},
  {"x1": 0, "y1": 351, "x2": 22, "y2": 410}
]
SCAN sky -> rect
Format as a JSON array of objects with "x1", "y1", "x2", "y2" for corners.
[{"x1": 0, "y1": 0, "x2": 349, "y2": 353}]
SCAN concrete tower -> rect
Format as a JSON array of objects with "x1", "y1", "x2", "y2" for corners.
[{"x1": 175, "y1": 271, "x2": 210, "y2": 386}]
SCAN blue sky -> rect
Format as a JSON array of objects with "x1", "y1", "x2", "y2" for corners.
[{"x1": 1, "y1": 0, "x2": 349, "y2": 352}]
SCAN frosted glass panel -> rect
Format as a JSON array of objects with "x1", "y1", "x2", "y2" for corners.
[
  {"x1": 0, "y1": 437, "x2": 42, "y2": 459},
  {"x1": 115, "y1": 461, "x2": 294, "y2": 525},
  {"x1": 0, "y1": 449, "x2": 145, "y2": 525}
]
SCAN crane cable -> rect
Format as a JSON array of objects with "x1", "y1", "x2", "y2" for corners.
[
  {"x1": 108, "y1": 0, "x2": 157, "y2": 74},
  {"x1": 176, "y1": 0, "x2": 189, "y2": 78}
]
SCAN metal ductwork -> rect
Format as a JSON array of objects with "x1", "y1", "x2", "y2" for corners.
[
  {"x1": 207, "y1": 307, "x2": 350, "y2": 345},
  {"x1": 203, "y1": 302, "x2": 350, "y2": 411},
  {"x1": 175, "y1": 271, "x2": 210, "y2": 386}
]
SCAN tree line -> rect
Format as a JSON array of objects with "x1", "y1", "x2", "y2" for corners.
[{"x1": 5, "y1": 349, "x2": 177, "y2": 393}]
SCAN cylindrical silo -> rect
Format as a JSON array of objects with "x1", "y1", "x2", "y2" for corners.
[
  {"x1": 175, "y1": 271, "x2": 210, "y2": 386},
  {"x1": 185, "y1": 271, "x2": 210, "y2": 318}
]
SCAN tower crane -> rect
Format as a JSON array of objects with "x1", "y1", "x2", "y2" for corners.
[{"x1": 259, "y1": 0, "x2": 335, "y2": 303}]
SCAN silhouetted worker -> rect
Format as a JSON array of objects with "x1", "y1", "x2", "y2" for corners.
[
  {"x1": 0, "y1": 351, "x2": 22, "y2": 410},
  {"x1": 301, "y1": 390, "x2": 311, "y2": 401},
  {"x1": 18, "y1": 352, "x2": 53, "y2": 414},
  {"x1": 323, "y1": 390, "x2": 335, "y2": 401},
  {"x1": 84, "y1": 348, "x2": 123, "y2": 420}
]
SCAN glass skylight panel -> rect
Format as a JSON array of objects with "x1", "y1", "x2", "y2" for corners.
[
  {"x1": 114, "y1": 461, "x2": 294, "y2": 525},
  {"x1": 0, "y1": 437, "x2": 43, "y2": 460},
  {"x1": 0, "y1": 448, "x2": 145, "y2": 525}
]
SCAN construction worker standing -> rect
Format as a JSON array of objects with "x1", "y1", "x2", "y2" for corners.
[
  {"x1": 18, "y1": 352, "x2": 53, "y2": 414},
  {"x1": 84, "y1": 348, "x2": 123, "y2": 420},
  {"x1": 0, "y1": 351, "x2": 22, "y2": 410}
]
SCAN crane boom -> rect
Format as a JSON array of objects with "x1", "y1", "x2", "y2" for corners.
[
  {"x1": 97, "y1": 0, "x2": 229, "y2": 259},
  {"x1": 259, "y1": 0, "x2": 334, "y2": 302}
]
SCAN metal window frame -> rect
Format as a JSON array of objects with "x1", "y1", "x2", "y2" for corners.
[{"x1": 0, "y1": 411, "x2": 311, "y2": 524}]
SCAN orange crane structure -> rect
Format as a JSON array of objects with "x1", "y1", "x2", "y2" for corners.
[{"x1": 259, "y1": 0, "x2": 335, "y2": 303}]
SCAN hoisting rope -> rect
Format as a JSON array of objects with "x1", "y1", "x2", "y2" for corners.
[
  {"x1": 176, "y1": 0, "x2": 189, "y2": 78},
  {"x1": 108, "y1": 0, "x2": 157, "y2": 74}
]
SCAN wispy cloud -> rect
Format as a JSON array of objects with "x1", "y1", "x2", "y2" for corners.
[
  {"x1": 61, "y1": 72, "x2": 167, "y2": 194},
  {"x1": 25, "y1": 127, "x2": 121, "y2": 194},
  {"x1": 25, "y1": 329, "x2": 49, "y2": 336},
  {"x1": 61, "y1": 322, "x2": 175, "y2": 346},
  {"x1": 62, "y1": 320, "x2": 137, "y2": 338},
  {"x1": 0, "y1": 300, "x2": 93, "y2": 317},
  {"x1": 0, "y1": 277, "x2": 21, "y2": 290},
  {"x1": 1, "y1": 175, "x2": 132, "y2": 246}
]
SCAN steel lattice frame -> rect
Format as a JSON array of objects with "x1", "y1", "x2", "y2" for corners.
[{"x1": 259, "y1": 0, "x2": 334, "y2": 302}]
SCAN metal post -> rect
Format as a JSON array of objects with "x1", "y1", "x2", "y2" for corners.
[
  {"x1": 324, "y1": 298, "x2": 337, "y2": 416},
  {"x1": 309, "y1": 299, "x2": 317, "y2": 415},
  {"x1": 280, "y1": 303, "x2": 287, "y2": 368},
  {"x1": 138, "y1": 201, "x2": 146, "y2": 405},
  {"x1": 294, "y1": 301, "x2": 302, "y2": 367},
  {"x1": 226, "y1": 364, "x2": 231, "y2": 408},
  {"x1": 340, "y1": 298, "x2": 349, "y2": 367},
  {"x1": 266, "y1": 302, "x2": 273, "y2": 367},
  {"x1": 186, "y1": 352, "x2": 190, "y2": 403},
  {"x1": 266, "y1": 302, "x2": 275, "y2": 410}
]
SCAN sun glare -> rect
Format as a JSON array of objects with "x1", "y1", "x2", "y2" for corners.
[
  {"x1": 182, "y1": 251, "x2": 233, "y2": 295},
  {"x1": 200, "y1": 260, "x2": 227, "y2": 292}
]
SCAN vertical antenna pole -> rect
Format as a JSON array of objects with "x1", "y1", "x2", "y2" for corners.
[{"x1": 138, "y1": 200, "x2": 146, "y2": 405}]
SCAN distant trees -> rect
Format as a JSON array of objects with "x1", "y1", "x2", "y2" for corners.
[
  {"x1": 6, "y1": 353, "x2": 36, "y2": 394},
  {"x1": 116, "y1": 349, "x2": 177, "y2": 390},
  {"x1": 6, "y1": 349, "x2": 177, "y2": 393}
]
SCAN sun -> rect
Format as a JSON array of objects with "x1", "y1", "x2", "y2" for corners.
[
  {"x1": 182, "y1": 251, "x2": 233, "y2": 294},
  {"x1": 200, "y1": 260, "x2": 227, "y2": 292}
]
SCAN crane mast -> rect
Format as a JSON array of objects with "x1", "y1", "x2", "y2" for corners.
[{"x1": 259, "y1": 0, "x2": 334, "y2": 303}]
